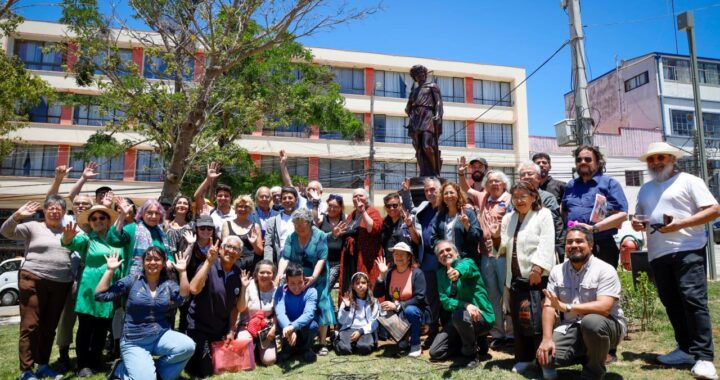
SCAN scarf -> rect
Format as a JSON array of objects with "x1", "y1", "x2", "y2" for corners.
[{"x1": 129, "y1": 221, "x2": 170, "y2": 277}]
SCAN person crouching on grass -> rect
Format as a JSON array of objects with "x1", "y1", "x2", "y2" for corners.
[
  {"x1": 335, "y1": 272, "x2": 380, "y2": 355},
  {"x1": 274, "y1": 262, "x2": 319, "y2": 363}
]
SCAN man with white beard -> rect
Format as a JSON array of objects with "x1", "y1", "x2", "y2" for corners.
[{"x1": 632, "y1": 142, "x2": 720, "y2": 380}]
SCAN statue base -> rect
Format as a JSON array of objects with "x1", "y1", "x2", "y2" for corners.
[{"x1": 408, "y1": 176, "x2": 446, "y2": 207}]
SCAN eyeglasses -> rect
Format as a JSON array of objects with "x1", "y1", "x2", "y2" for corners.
[
  {"x1": 90, "y1": 215, "x2": 107, "y2": 222},
  {"x1": 513, "y1": 194, "x2": 532, "y2": 202},
  {"x1": 198, "y1": 226, "x2": 214, "y2": 231},
  {"x1": 222, "y1": 245, "x2": 241, "y2": 252},
  {"x1": 384, "y1": 203, "x2": 400, "y2": 209},
  {"x1": 73, "y1": 201, "x2": 92, "y2": 206},
  {"x1": 575, "y1": 157, "x2": 593, "y2": 163}
]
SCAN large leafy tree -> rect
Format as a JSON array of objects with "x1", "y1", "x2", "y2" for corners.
[
  {"x1": 0, "y1": 0, "x2": 54, "y2": 159},
  {"x1": 60, "y1": 0, "x2": 374, "y2": 202}
]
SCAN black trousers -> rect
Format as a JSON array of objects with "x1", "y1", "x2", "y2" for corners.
[
  {"x1": 651, "y1": 248, "x2": 714, "y2": 361},
  {"x1": 75, "y1": 313, "x2": 112, "y2": 369},
  {"x1": 428, "y1": 309, "x2": 491, "y2": 360},
  {"x1": 185, "y1": 329, "x2": 223, "y2": 378},
  {"x1": 333, "y1": 329, "x2": 376, "y2": 355},
  {"x1": 593, "y1": 237, "x2": 619, "y2": 269}
]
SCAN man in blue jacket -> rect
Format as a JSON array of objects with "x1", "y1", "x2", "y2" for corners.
[{"x1": 274, "y1": 262, "x2": 318, "y2": 363}]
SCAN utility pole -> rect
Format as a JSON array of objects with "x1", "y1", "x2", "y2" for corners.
[
  {"x1": 563, "y1": 0, "x2": 594, "y2": 146},
  {"x1": 678, "y1": 11, "x2": 716, "y2": 280},
  {"x1": 369, "y1": 87, "x2": 376, "y2": 201}
]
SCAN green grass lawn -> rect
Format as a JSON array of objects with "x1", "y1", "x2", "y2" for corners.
[{"x1": 1, "y1": 281, "x2": 719, "y2": 379}]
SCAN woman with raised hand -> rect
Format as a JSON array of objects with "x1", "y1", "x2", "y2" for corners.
[
  {"x1": 61, "y1": 202, "x2": 131, "y2": 377},
  {"x1": 96, "y1": 247, "x2": 194, "y2": 380},
  {"x1": 429, "y1": 182, "x2": 482, "y2": 266},
  {"x1": 221, "y1": 195, "x2": 264, "y2": 272},
  {"x1": 1, "y1": 196, "x2": 75, "y2": 380},
  {"x1": 165, "y1": 195, "x2": 194, "y2": 259},
  {"x1": 237, "y1": 260, "x2": 279, "y2": 366}
]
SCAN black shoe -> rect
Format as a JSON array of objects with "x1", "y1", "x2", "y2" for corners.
[
  {"x1": 277, "y1": 350, "x2": 293, "y2": 364},
  {"x1": 466, "y1": 358, "x2": 481, "y2": 369},
  {"x1": 504, "y1": 337, "x2": 515, "y2": 347},
  {"x1": 477, "y1": 336, "x2": 489, "y2": 356},
  {"x1": 489, "y1": 338, "x2": 504, "y2": 350},
  {"x1": 107, "y1": 359, "x2": 121, "y2": 380},
  {"x1": 302, "y1": 349, "x2": 317, "y2": 363}
]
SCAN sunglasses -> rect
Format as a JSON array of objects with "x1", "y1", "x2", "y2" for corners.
[
  {"x1": 384, "y1": 203, "x2": 400, "y2": 209},
  {"x1": 575, "y1": 157, "x2": 593, "y2": 163},
  {"x1": 198, "y1": 226, "x2": 214, "y2": 231},
  {"x1": 90, "y1": 215, "x2": 107, "y2": 222}
]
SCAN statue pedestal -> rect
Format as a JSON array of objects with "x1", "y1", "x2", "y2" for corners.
[{"x1": 408, "y1": 176, "x2": 446, "y2": 207}]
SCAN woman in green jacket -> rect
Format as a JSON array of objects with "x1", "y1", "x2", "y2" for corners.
[{"x1": 61, "y1": 202, "x2": 131, "y2": 377}]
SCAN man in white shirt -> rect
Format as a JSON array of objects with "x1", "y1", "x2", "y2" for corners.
[
  {"x1": 632, "y1": 142, "x2": 720, "y2": 380},
  {"x1": 193, "y1": 162, "x2": 235, "y2": 237},
  {"x1": 264, "y1": 187, "x2": 299, "y2": 264}
]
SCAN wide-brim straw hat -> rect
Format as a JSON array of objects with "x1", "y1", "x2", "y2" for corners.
[
  {"x1": 389, "y1": 242, "x2": 413, "y2": 254},
  {"x1": 77, "y1": 205, "x2": 118, "y2": 226},
  {"x1": 639, "y1": 142, "x2": 688, "y2": 162}
]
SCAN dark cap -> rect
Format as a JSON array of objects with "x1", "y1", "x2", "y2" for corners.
[
  {"x1": 195, "y1": 215, "x2": 215, "y2": 228},
  {"x1": 95, "y1": 186, "x2": 113, "y2": 196},
  {"x1": 468, "y1": 156, "x2": 488, "y2": 167}
]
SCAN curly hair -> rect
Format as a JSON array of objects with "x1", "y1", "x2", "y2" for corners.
[{"x1": 436, "y1": 182, "x2": 467, "y2": 214}]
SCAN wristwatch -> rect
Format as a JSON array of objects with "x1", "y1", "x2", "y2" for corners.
[
  {"x1": 565, "y1": 303, "x2": 573, "y2": 313},
  {"x1": 592, "y1": 225, "x2": 599, "y2": 234}
]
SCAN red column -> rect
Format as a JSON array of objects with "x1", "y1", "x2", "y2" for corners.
[
  {"x1": 466, "y1": 120, "x2": 475, "y2": 148},
  {"x1": 364, "y1": 113, "x2": 372, "y2": 143},
  {"x1": 310, "y1": 125, "x2": 320, "y2": 140},
  {"x1": 56, "y1": 145, "x2": 70, "y2": 166},
  {"x1": 60, "y1": 106, "x2": 73, "y2": 125},
  {"x1": 194, "y1": 52, "x2": 204, "y2": 81},
  {"x1": 364, "y1": 67, "x2": 375, "y2": 96},
  {"x1": 250, "y1": 153, "x2": 261, "y2": 175},
  {"x1": 132, "y1": 47, "x2": 143, "y2": 74},
  {"x1": 309, "y1": 157, "x2": 319, "y2": 181},
  {"x1": 364, "y1": 159, "x2": 371, "y2": 189},
  {"x1": 465, "y1": 76, "x2": 474, "y2": 104},
  {"x1": 65, "y1": 42, "x2": 78, "y2": 72},
  {"x1": 123, "y1": 149, "x2": 137, "y2": 181}
]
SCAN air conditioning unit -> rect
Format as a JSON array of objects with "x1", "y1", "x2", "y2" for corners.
[{"x1": 554, "y1": 119, "x2": 577, "y2": 147}]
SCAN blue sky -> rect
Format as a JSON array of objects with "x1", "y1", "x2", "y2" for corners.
[{"x1": 18, "y1": 0, "x2": 720, "y2": 137}]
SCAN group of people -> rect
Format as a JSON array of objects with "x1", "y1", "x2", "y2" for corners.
[{"x1": 2, "y1": 142, "x2": 718, "y2": 380}]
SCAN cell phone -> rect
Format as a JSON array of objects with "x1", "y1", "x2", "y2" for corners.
[{"x1": 663, "y1": 214, "x2": 674, "y2": 225}]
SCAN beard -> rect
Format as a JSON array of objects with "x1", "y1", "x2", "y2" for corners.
[
  {"x1": 650, "y1": 164, "x2": 675, "y2": 182},
  {"x1": 471, "y1": 171, "x2": 485, "y2": 182},
  {"x1": 567, "y1": 250, "x2": 590, "y2": 264},
  {"x1": 576, "y1": 166, "x2": 593, "y2": 177},
  {"x1": 539, "y1": 169, "x2": 549, "y2": 178}
]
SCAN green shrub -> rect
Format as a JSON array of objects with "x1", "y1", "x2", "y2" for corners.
[{"x1": 618, "y1": 270, "x2": 659, "y2": 331}]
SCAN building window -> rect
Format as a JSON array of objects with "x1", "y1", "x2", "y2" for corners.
[
  {"x1": 68, "y1": 147, "x2": 124, "y2": 181},
  {"x1": 625, "y1": 170, "x2": 643, "y2": 187},
  {"x1": 374, "y1": 115, "x2": 411, "y2": 145},
  {"x1": 14, "y1": 40, "x2": 64, "y2": 72},
  {"x1": 699, "y1": 62, "x2": 720, "y2": 85},
  {"x1": 135, "y1": 151, "x2": 164, "y2": 181},
  {"x1": 318, "y1": 159, "x2": 365, "y2": 188},
  {"x1": 262, "y1": 121, "x2": 310, "y2": 138},
  {"x1": 498, "y1": 167, "x2": 516, "y2": 185},
  {"x1": 260, "y1": 156, "x2": 309, "y2": 177},
  {"x1": 373, "y1": 162, "x2": 417, "y2": 190},
  {"x1": 1, "y1": 145, "x2": 58, "y2": 177},
  {"x1": 624, "y1": 71, "x2": 649, "y2": 92},
  {"x1": 25, "y1": 98, "x2": 62, "y2": 124},
  {"x1": 374, "y1": 70, "x2": 411, "y2": 98},
  {"x1": 92, "y1": 48, "x2": 135, "y2": 76},
  {"x1": 474, "y1": 123, "x2": 514, "y2": 150},
  {"x1": 472, "y1": 79, "x2": 512, "y2": 106},
  {"x1": 434, "y1": 76, "x2": 465, "y2": 103},
  {"x1": 331, "y1": 67, "x2": 364, "y2": 95},
  {"x1": 663, "y1": 58, "x2": 690, "y2": 82},
  {"x1": 143, "y1": 55, "x2": 195, "y2": 81},
  {"x1": 671, "y1": 109, "x2": 720, "y2": 138},
  {"x1": 74, "y1": 104, "x2": 125, "y2": 126},
  {"x1": 440, "y1": 164, "x2": 459, "y2": 183},
  {"x1": 439, "y1": 120, "x2": 466, "y2": 147},
  {"x1": 320, "y1": 113, "x2": 363, "y2": 140}
]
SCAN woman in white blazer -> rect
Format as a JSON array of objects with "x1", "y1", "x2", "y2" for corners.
[{"x1": 496, "y1": 181, "x2": 556, "y2": 374}]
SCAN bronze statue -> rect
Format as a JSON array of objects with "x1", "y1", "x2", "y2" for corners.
[{"x1": 405, "y1": 65, "x2": 443, "y2": 177}]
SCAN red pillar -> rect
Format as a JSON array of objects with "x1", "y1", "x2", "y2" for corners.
[
  {"x1": 123, "y1": 149, "x2": 137, "y2": 181},
  {"x1": 309, "y1": 157, "x2": 319, "y2": 181},
  {"x1": 465, "y1": 76, "x2": 474, "y2": 104},
  {"x1": 56, "y1": 145, "x2": 70, "y2": 166},
  {"x1": 364, "y1": 68, "x2": 375, "y2": 96},
  {"x1": 194, "y1": 52, "x2": 204, "y2": 81},
  {"x1": 132, "y1": 47, "x2": 143, "y2": 74},
  {"x1": 250, "y1": 153, "x2": 261, "y2": 175},
  {"x1": 60, "y1": 106, "x2": 73, "y2": 125},
  {"x1": 466, "y1": 120, "x2": 475, "y2": 148},
  {"x1": 66, "y1": 42, "x2": 78, "y2": 72}
]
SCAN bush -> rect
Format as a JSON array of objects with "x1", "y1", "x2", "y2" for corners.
[{"x1": 618, "y1": 270, "x2": 659, "y2": 331}]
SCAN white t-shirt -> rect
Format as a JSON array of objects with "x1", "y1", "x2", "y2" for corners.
[
  {"x1": 636, "y1": 172, "x2": 718, "y2": 261},
  {"x1": 210, "y1": 207, "x2": 236, "y2": 238},
  {"x1": 239, "y1": 280, "x2": 277, "y2": 327},
  {"x1": 277, "y1": 212, "x2": 294, "y2": 251}
]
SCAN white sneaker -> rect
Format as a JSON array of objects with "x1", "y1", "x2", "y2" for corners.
[
  {"x1": 542, "y1": 367, "x2": 558, "y2": 380},
  {"x1": 657, "y1": 347, "x2": 696, "y2": 366},
  {"x1": 692, "y1": 360, "x2": 719, "y2": 380},
  {"x1": 512, "y1": 361, "x2": 536, "y2": 373},
  {"x1": 408, "y1": 344, "x2": 422, "y2": 358}
]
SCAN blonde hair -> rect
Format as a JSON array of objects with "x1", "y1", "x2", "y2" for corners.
[{"x1": 233, "y1": 194, "x2": 254, "y2": 209}]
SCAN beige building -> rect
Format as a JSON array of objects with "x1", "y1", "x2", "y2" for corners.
[{"x1": 0, "y1": 20, "x2": 529, "y2": 212}]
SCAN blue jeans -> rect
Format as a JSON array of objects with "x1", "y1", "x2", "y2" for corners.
[
  {"x1": 480, "y1": 255, "x2": 508, "y2": 339},
  {"x1": 117, "y1": 329, "x2": 195, "y2": 380},
  {"x1": 403, "y1": 305, "x2": 422, "y2": 346}
]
